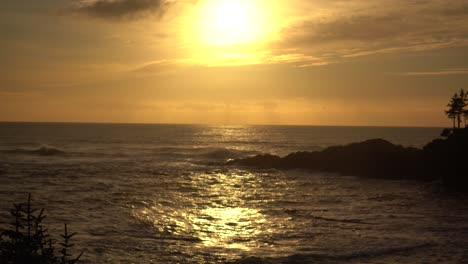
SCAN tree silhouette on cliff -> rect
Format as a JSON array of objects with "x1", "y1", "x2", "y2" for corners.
[
  {"x1": 464, "y1": 102, "x2": 468, "y2": 127},
  {"x1": 445, "y1": 89, "x2": 467, "y2": 129}
]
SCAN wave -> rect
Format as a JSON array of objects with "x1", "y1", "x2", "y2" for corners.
[
  {"x1": 230, "y1": 243, "x2": 433, "y2": 263},
  {"x1": 2, "y1": 145, "x2": 66, "y2": 156},
  {"x1": 0, "y1": 145, "x2": 261, "y2": 164},
  {"x1": 150, "y1": 147, "x2": 259, "y2": 161},
  {"x1": 297, "y1": 243, "x2": 433, "y2": 261},
  {"x1": 198, "y1": 148, "x2": 254, "y2": 160}
]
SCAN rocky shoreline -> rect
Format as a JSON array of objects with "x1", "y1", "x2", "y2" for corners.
[{"x1": 228, "y1": 129, "x2": 468, "y2": 190}]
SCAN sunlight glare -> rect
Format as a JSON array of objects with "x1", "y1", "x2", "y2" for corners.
[
  {"x1": 178, "y1": 0, "x2": 283, "y2": 66},
  {"x1": 197, "y1": 0, "x2": 268, "y2": 46}
]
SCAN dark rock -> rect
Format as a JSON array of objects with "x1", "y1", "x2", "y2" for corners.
[
  {"x1": 229, "y1": 139, "x2": 424, "y2": 179},
  {"x1": 228, "y1": 132, "x2": 468, "y2": 190},
  {"x1": 423, "y1": 128, "x2": 468, "y2": 189}
]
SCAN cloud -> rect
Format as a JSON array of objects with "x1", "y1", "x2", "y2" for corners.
[
  {"x1": 68, "y1": 0, "x2": 173, "y2": 20},
  {"x1": 288, "y1": 15, "x2": 405, "y2": 44},
  {"x1": 66, "y1": 0, "x2": 468, "y2": 68},
  {"x1": 132, "y1": 53, "x2": 331, "y2": 72},
  {"x1": 265, "y1": 53, "x2": 329, "y2": 67},
  {"x1": 276, "y1": 0, "x2": 468, "y2": 59},
  {"x1": 393, "y1": 68, "x2": 468, "y2": 76}
]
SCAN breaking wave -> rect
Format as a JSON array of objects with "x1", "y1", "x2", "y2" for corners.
[{"x1": 2, "y1": 145, "x2": 66, "y2": 156}]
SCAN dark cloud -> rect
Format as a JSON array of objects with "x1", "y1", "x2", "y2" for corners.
[
  {"x1": 429, "y1": 2, "x2": 468, "y2": 17},
  {"x1": 292, "y1": 15, "x2": 407, "y2": 43},
  {"x1": 69, "y1": 0, "x2": 172, "y2": 20},
  {"x1": 277, "y1": 1, "x2": 468, "y2": 58}
]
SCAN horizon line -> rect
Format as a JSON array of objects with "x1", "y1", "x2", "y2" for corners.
[{"x1": 0, "y1": 120, "x2": 446, "y2": 129}]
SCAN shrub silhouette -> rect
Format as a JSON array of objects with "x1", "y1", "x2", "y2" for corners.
[{"x1": 0, "y1": 194, "x2": 84, "y2": 264}]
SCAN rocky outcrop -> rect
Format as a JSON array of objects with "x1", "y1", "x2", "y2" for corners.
[
  {"x1": 228, "y1": 131, "x2": 468, "y2": 188},
  {"x1": 228, "y1": 139, "x2": 425, "y2": 179},
  {"x1": 423, "y1": 129, "x2": 468, "y2": 189}
]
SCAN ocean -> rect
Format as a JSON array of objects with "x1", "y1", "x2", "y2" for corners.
[{"x1": 1, "y1": 123, "x2": 467, "y2": 263}]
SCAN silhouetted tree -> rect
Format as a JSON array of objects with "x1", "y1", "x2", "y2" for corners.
[
  {"x1": 464, "y1": 108, "x2": 468, "y2": 127},
  {"x1": 0, "y1": 194, "x2": 84, "y2": 264},
  {"x1": 446, "y1": 107, "x2": 457, "y2": 129},
  {"x1": 459, "y1": 89, "x2": 468, "y2": 128},
  {"x1": 463, "y1": 90, "x2": 468, "y2": 127},
  {"x1": 446, "y1": 93, "x2": 459, "y2": 129},
  {"x1": 445, "y1": 89, "x2": 467, "y2": 129}
]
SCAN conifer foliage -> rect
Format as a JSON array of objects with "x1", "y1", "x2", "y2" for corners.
[
  {"x1": 0, "y1": 194, "x2": 84, "y2": 264},
  {"x1": 446, "y1": 89, "x2": 468, "y2": 128}
]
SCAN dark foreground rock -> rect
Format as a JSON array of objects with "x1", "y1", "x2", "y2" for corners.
[
  {"x1": 423, "y1": 129, "x2": 468, "y2": 189},
  {"x1": 228, "y1": 129, "x2": 468, "y2": 189}
]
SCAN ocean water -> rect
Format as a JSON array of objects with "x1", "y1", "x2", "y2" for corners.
[{"x1": 1, "y1": 123, "x2": 467, "y2": 263}]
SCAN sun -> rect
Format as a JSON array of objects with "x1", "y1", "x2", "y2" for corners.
[
  {"x1": 179, "y1": 0, "x2": 281, "y2": 65},
  {"x1": 196, "y1": 0, "x2": 266, "y2": 46}
]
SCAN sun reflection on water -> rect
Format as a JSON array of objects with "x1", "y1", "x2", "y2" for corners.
[
  {"x1": 131, "y1": 171, "x2": 272, "y2": 253},
  {"x1": 192, "y1": 206, "x2": 265, "y2": 250}
]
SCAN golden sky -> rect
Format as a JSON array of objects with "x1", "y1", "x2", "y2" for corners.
[{"x1": 2, "y1": 0, "x2": 468, "y2": 126}]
